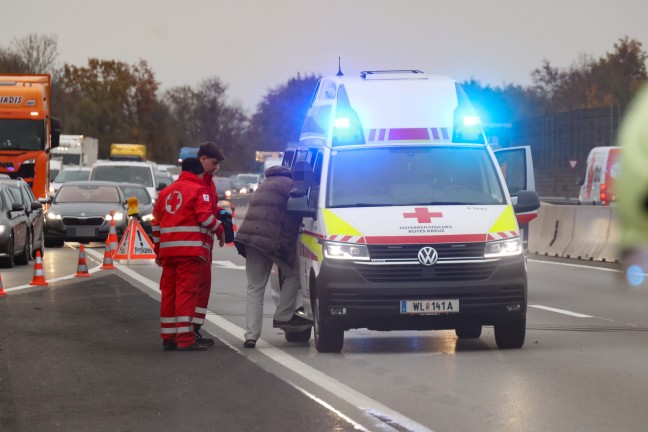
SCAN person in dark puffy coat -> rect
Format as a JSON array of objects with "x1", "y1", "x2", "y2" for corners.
[{"x1": 234, "y1": 165, "x2": 309, "y2": 348}]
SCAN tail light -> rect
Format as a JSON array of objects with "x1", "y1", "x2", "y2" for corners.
[{"x1": 600, "y1": 183, "x2": 608, "y2": 205}]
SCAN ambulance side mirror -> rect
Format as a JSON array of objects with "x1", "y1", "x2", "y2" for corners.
[{"x1": 513, "y1": 190, "x2": 540, "y2": 214}]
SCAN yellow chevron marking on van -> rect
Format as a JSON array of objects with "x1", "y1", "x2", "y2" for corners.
[
  {"x1": 489, "y1": 205, "x2": 518, "y2": 232},
  {"x1": 301, "y1": 233, "x2": 322, "y2": 264},
  {"x1": 323, "y1": 209, "x2": 362, "y2": 236}
]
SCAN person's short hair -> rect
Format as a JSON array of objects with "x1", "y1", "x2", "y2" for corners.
[
  {"x1": 181, "y1": 157, "x2": 205, "y2": 175},
  {"x1": 198, "y1": 142, "x2": 226, "y2": 162}
]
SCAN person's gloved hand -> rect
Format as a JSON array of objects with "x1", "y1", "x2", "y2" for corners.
[{"x1": 217, "y1": 209, "x2": 232, "y2": 222}]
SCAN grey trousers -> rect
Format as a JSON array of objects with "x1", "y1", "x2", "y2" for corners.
[{"x1": 244, "y1": 246, "x2": 300, "y2": 341}]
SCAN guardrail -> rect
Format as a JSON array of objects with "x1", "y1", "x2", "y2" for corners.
[{"x1": 528, "y1": 203, "x2": 620, "y2": 262}]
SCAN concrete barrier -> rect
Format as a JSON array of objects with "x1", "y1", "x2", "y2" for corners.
[
  {"x1": 528, "y1": 203, "x2": 554, "y2": 254},
  {"x1": 596, "y1": 208, "x2": 621, "y2": 262},
  {"x1": 562, "y1": 206, "x2": 612, "y2": 260},
  {"x1": 527, "y1": 203, "x2": 621, "y2": 263}
]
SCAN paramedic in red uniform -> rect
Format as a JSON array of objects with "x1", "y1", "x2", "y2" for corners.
[
  {"x1": 152, "y1": 157, "x2": 221, "y2": 352},
  {"x1": 191, "y1": 142, "x2": 229, "y2": 346}
]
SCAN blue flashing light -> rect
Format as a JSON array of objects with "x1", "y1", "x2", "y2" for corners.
[
  {"x1": 626, "y1": 265, "x2": 645, "y2": 286},
  {"x1": 463, "y1": 115, "x2": 481, "y2": 126},
  {"x1": 334, "y1": 118, "x2": 350, "y2": 128}
]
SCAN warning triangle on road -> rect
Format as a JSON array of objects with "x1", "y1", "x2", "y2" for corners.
[{"x1": 113, "y1": 218, "x2": 156, "y2": 261}]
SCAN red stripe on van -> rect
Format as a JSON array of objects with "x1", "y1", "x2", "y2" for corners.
[
  {"x1": 388, "y1": 128, "x2": 429, "y2": 141},
  {"x1": 364, "y1": 234, "x2": 486, "y2": 244}
]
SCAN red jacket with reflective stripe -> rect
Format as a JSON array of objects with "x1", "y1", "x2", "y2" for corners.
[{"x1": 151, "y1": 171, "x2": 220, "y2": 259}]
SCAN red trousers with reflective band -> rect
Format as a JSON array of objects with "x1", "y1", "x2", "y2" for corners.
[
  {"x1": 193, "y1": 260, "x2": 212, "y2": 327},
  {"x1": 160, "y1": 256, "x2": 203, "y2": 348}
]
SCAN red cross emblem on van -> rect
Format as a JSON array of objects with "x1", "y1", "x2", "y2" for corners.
[{"x1": 403, "y1": 208, "x2": 443, "y2": 223}]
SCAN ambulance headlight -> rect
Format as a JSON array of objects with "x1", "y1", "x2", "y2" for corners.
[
  {"x1": 324, "y1": 241, "x2": 370, "y2": 261},
  {"x1": 484, "y1": 238, "x2": 522, "y2": 258}
]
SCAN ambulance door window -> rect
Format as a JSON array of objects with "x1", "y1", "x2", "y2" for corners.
[
  {"x1": 308, "y1": 151, "x2": 324, "y2": 208},
  {"x1": 282, "y1": 149, "x2": 296, "y2": 169}
]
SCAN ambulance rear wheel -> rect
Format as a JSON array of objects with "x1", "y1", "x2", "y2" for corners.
[
  {"x1": 313, "y1": 295, "x2": 344, "y2": 353},
  {"x1": 494, "y1": 316, "x2": 526, "y2": 349}
]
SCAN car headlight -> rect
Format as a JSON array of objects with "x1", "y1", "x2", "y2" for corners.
[
  {"x1": 484, "y1": 238, "x2": 522, "y2": 258},
  {"x1": 49, "y1": 185, "x2": 55, "y2": 194},
  {"x1": 141, "y1": 214, "x2": 154, "y2": 222},
  {"x1": 46, "y1": 212, "x2": 62, "y2": 220},
  {"x1": 323, "y1": 241, "x2": 370, "y2": 261},
  {"x1": 225, "y1": 190, "x2": 232, "y2": 198},
  {"x1": 0, "y1": 226, "x2": 5, "y2": 234},
  {"x1": 106, "y1": 212, "x2": 124, "y2": 221},
  {"x1": 240, "y1": 187, "x2": 248, "y2": 194}
]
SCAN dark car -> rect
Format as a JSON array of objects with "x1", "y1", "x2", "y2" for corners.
[
  {"x1": 0, "y1": 184, "x2": 31, "y2": 267},
  {"x1": 154, "y1": 171, "x2": 174, "y2": 190},
  {"x1": 118, "y1": 182, "x2": 154, "y2": 237},
  {"x1": 0, "y1": 178, "x2": 44, "y2": 261},
  {"x1": 44, "y1": 181, "x2": 128, "y2": 247},
  {"x1": 214, "y1": 177, "x2": 233, "y2": 201}
]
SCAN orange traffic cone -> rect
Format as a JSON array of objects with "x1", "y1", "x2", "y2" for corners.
[
  {"x1": 108, "y1": 210, "x2": 119, "y2": 255},
  {"x1": 101, "y1": 238, "x2": 116, "y2": 270},
  {"x1": 0, "y1": 274, "x2": 7, "y2": 296},
  {"x1": 75, "y1": 245, "x2": 91, "y2": 277},
  {"x1": 29, "y1": 250, "x2": 48, "y2": 286}
]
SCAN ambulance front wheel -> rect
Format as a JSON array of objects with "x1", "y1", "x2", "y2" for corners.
[
  {"x1": 284, "y1": 327, "x2": 311, "y2": 343},
  {"x1": 494, "y1": 315, "x2": 526, "y2": 349},
  {"x1": 313, "y1": 295, "x2": 344, "y2": 353}
]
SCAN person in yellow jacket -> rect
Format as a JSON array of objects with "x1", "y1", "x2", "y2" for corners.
[{"x1": 617, "y1": 84, "x2": 648, "y2": 286}]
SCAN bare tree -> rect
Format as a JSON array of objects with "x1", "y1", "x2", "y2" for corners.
[{"x1": 12, "y1": 33, "x2": 59, "y2": 74}]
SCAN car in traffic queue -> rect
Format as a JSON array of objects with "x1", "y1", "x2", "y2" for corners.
[
  {"x1": 272, "y1": 70, "x2": 540, "y2": 353},
  {"x1": 89, "y1": 160, "x2": 159, "y2": 201},
  {"x1": 214, "y1": 176, "x2": 233, "y2": 201},
  {"x1": 43, "y1": 181, "x2": 129, "y2": 247},
  {"x1": 0, "y1": 178, "x2": 45, "y2": 261},
  {"x1": 0, "y1": 183, "x2": 32, "y2": 267},
  {"x1": 118, "y1": 182, "x2": 154, "y2": 237},
  {"x1": 49, "y1": 166, "x2": 91, "y2": 195}
]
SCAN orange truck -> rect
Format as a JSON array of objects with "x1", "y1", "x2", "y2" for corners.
[{"x1": 0, "y1": 74, "x2": 61, "y2": 200}]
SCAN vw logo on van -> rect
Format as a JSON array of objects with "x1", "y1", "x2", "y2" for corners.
[{"x1": 417, "y1": 247, "x2": 438, "y2": 266}]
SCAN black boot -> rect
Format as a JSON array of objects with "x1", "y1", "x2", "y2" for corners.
[{"x1": 194, "y1": 325, "x2": 215, "y2": 347}]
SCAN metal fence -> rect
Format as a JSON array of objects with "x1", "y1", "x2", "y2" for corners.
[{"x1": 500, "y1": 106, "x2": 624, "y2": 198}]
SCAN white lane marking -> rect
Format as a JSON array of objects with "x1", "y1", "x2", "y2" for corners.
[
  {"x1": 289, "y1": 384, "x2": 369, "y2": 431},
  {"x1": 83, "y1": 248, "x2": 432, "y2": 432},
  {"x1": 4, "y1": 265, "x2": 102, "y2": 293},
  {"x1": 212, "y1": 260, "x2": 245, "y2": 270},
  {"x1": 528, "y1": 258, "x2": 620, "y2": 272},
  {"x1": 529, "y1": 305, "x2": 593, "y2": 318}
]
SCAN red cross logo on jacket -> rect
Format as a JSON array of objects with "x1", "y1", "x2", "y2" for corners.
[{"x1": 165, "y1": 191, "x2": 183, "y2": 214}]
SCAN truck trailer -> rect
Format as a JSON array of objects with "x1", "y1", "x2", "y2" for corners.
[{"x1": 51, "y1": 134, "x2": 98, "y2": 167}]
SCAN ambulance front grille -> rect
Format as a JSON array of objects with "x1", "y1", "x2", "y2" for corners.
[
  {"x1": 356, "y1": 261, "x2": 497, "y2": 282},
  {"x1": 367, "y1": 243, "x2": 485, "y2": 260}
]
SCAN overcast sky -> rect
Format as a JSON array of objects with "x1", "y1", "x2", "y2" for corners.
[{"x1": 3, "y1": 0, "x2": 648, "y2": 113}]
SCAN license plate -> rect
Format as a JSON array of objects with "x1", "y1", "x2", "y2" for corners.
[
  {"x1": 75, "y1": 227, "x2": 96, "y2": 237},
  {"x1": 400, "y1": 299, "x2": 459, "y2": 314}
]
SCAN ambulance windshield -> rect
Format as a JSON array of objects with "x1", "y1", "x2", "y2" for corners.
[{"x1": 327, "y1": 146, "x2": 505, "y2": 207}]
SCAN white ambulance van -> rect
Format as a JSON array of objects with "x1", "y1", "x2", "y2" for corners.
[
  {"x1": 578, "y1": 146, "x2": 622, "y2": 205},
  {"x1": 276, "y1": 70, "x2": 539, "y2": 352}
]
